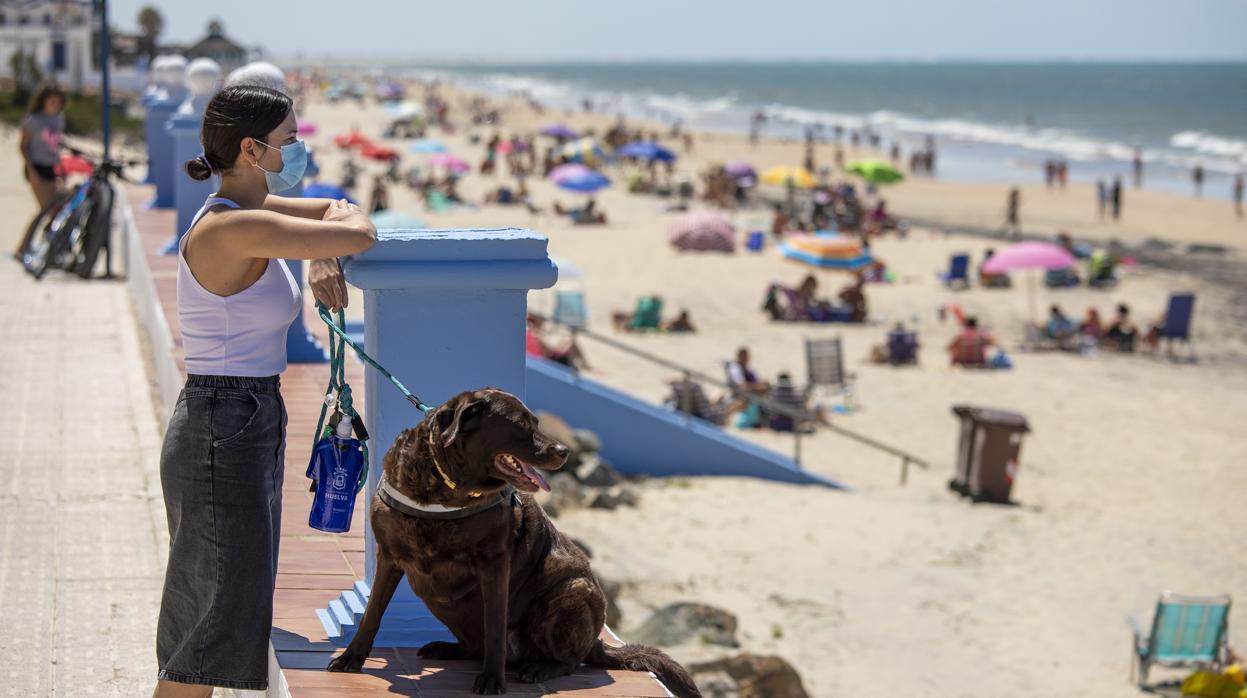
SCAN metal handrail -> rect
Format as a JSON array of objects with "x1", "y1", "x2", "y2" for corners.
[{"x1": 530, "y1": 312, "x2": 930, "y2": 484}]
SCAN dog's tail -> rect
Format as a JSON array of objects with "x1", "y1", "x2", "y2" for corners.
[{"x1": 584, "y1": 639, "x2": 702, "y2": 698}]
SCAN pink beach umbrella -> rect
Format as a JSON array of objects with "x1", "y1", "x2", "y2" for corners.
[
  {"x1": 297, "y1": 121, "x2": 318, "y2": 136},
  {"x1": 668, "y1": 210, "x2": 736, "y2": 253},
  {"x1": 548, "y1": 163, "x2": 595, "y2": 183},
  {"x1": 429, "y1": 153, "x2": 470, "y2": 174},
  {"x1": 981, "y1": 241, "x2": 1078, "y2": 322}
]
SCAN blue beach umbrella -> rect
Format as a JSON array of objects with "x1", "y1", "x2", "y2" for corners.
[
  {"x1": 408, "y1": 139, "x2": 448, "y2": 154},
  {"x1": 303, "y1": 182, "x2": 357, "y2": 204},
  {"x1": 540, "y1": 123, "x2": 579, "y2": 139},
  {"x1": 555, "y1": 170, "x2": 612, "y2": 193},
  {"x1": 618, "y1": 140, "x2": 676, "y2": 163}
]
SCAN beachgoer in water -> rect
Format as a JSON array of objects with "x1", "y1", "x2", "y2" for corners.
[{"x1": 1234, "y1": 173, "x2": 1244, "y2": 218}]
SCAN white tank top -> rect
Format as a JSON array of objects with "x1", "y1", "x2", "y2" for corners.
[{"x1": 177, "y1": 195, "x2": 302, "y2": 377}]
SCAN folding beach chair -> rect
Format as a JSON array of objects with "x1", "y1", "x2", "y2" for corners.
[
  {"x1": 939, "y1": 254, "x2": 970, "y2": 289},
  {"x1": 552, "y1": 290, "x2": 588, "y2": 329},
  {"x1": 628, "y1": 297, "x2": 663, "y2": 331},
  {"x1": 1129, "y1": 592, "x2": 1231, "y2": 687},
  {"x1": 669, "y1": 377, "x2": 726, "y2": 426},
  {"x1": 804, "y1": 336, "x2": 857, "y2": 410},
  {"x1": 1157, "y1": 293, "x2": 1195, "y2": 360},
  {"x1": 886, "y1": 330, "x2": 919, "y2": 365}
]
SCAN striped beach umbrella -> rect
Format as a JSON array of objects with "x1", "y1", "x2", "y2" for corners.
[
  {"x1": 558, "y1": 138, "x2": 611, "y2": 166},
  {"x1": 779, "y1": 233, "x2": 872, "y2": 270}
]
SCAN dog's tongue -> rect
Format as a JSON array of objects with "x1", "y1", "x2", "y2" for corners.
[{"x1": 518, "y1": 460, "x2": 551, "y2": 492}]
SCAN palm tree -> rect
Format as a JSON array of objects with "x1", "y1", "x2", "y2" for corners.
[{"x1": 137, "y1": 6, "x2": 164, "y2": 60}]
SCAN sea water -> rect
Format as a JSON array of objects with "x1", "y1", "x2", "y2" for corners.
[{"x1": 401, "y1": 61, "x2": 1247, "y2": 200}]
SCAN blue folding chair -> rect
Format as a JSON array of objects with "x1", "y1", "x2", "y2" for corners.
[
  {"x1": 552, "y1": 290, "x2": 588, "y2": 329},
  {"x1": 939, "y1": 254, "x2": 970, "y2": 288},
  {"x1": 1128, "y1": 592, "x2": 1231, "y2": 687},
  {"x1": 1158, "y1": 293, "x2": 1195, "y2": 359}
]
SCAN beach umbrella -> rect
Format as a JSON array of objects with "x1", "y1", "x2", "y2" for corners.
[
  {"x1": 724, "y1": 161, "x2": 756, "y2": 178},
  {"x1": 297, "y1": 121, "x2": 318, "y2": 136},
  {"x1": 779, "y1": 233, "x2": 872, "y2": 270},
  {"x1": 369, "y1": 210, "x2": 425, "y2": 229},
  {"x1": 303, "y1": 182, "x2": 357, "y2": 204},
  {"x1": 540, "y1": 123, "x2": 578, "y2": 139},
  {"x1": 548, "y1": 163, "x2": 596, "y2": 183},
  {"x1": 981, "y1": 241, "x2": 1079, "y2": 322},
  {"x1": 554, "y1": 170, "x2": 611, "y2": 193},
  {"x1": 360, "y1": 143, "x2": 398, "y2": 161},
  {"x1": 333, "y1": 131, "x2": 372, "y2": 149},
  {"x1": 847, "y1": 159, "x2": 904, "y2": 185},
  {"x1": 408, "y1": 139, "x2": 447, "y2": 154},
  {"x1": 558, "y1": 137, "x2": 611, "y2": 166},
  {"x1": 761, "y1": 165, "x2": 816, "y2": 189},
  {"x1": 429, "y1": 154, "x2": 471, "y2": 173},
  {"x1": 668, "y1": 210, "x2": 736, "y2": 252},
  {"x1": 619, "y1": 140, "x2": 676, "y2": 163}
]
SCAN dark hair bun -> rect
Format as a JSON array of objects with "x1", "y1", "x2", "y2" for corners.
[{"x1": 185, "y1": 156, "x2": 213, "y2": 181}]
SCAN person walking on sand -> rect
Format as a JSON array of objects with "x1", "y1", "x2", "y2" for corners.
[
  {"x1": 1005, "y1": 187, "x2": 1021, "y2": 237},
  {"x1": 1193, "y1": 164, "x2": 1204, "y2": 197},
  {"x1": 1234, "y1": 173, "x2": 1244, "y2": 218},
  {"x1": 153, "y1": 85, "x2": 376, "y2": 698},
  {"x1": 1132, "y1": 147, "x2": 1144, "y2": 188},
  {"x1": 1111, "y1": 177, "x2": 1123, "y2": 220},
  {"x1": 1096, "y1": 179, "x2": 1108, "y2": 219}
]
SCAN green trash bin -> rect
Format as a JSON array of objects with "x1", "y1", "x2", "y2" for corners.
[{"x1": 950, "y1": 405, "x2": 1030, "y2": 504}]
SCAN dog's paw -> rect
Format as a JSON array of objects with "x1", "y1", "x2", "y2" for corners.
[
  {"x1": 417, "y1": 640, "x2": 464, "y2": 660},
  {"x1": 516, "y1": 660, "x2": 576, "y2": 683},
  {"x1": 326, "y1": 651, "x2": 366, "y2": 673},
  {"x1": 473, "y1": 670, "x2": 508, "y2": 694}
]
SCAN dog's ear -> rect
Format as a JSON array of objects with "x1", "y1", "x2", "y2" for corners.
[{"x1": 439, "y1": 396, "x2": 489, "y2": 448}]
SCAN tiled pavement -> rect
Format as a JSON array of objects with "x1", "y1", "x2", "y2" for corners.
[{"x1": 125, "y1": 185, "x2": 671, "y2": 697}]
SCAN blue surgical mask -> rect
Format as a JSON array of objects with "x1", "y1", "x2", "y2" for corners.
[{"x1": 251, "y1": 138, "x2": 307, "y2": 193}]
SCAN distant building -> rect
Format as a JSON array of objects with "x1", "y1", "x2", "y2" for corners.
[
  {"x1": 184, "y1": 20, "x2": 251, "y2": 73},
  {"x1": 0, "y1": 0, "x2": 96, "y2": 90}
]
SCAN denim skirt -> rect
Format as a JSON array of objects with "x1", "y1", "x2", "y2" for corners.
[{"x1": 156, "y1": 374, "x2": 287, "y2": 690}]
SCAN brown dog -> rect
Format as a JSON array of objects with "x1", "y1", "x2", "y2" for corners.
[{"x1": 326, "y1": 388, "x2": 701, "y2": 697}]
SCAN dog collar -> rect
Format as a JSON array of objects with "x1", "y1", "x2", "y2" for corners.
[{"x1": 378, "y1": 473, "x2": 518, "y2": 520}]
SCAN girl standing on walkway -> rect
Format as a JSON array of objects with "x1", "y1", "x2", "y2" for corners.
[
  {"x1": 154, "y1": 85, "x2": 375, "y2": 697},
  {"x1": 14, "y1": 83, "x2": 67, "y2": 256}
]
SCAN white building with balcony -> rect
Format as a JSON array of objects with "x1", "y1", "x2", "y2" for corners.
[{"x1": 0, "y1": 0, "x2": 95, "y2": 91}]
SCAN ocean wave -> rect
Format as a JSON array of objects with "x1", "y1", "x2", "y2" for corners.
[{"x1": 413, "y1": 66, "x2": 1247, "y2": 174}]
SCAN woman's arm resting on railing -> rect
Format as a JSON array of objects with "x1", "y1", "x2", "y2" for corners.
[
  {"x1": 207, "y1": 200, "x2": 376, "y2": 260},
  {"x1": 262, "y1": 194, "x2": 334, "y2": 220}
]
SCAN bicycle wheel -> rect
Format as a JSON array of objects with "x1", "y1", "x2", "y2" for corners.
[
  {"x1": 21, "y1": 190, "x2": 76, "y2": 280},
  {"x1": 74, "y1": 182, "x2": 113, "y2": 279}
]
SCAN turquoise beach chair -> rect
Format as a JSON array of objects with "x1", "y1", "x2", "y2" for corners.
[
  {"x1": 1128, "y1": 592, "x2": 1231, "y2": 687},
  {"x1": 552, "y1": 290, "x2": 588, "y2": 329}
]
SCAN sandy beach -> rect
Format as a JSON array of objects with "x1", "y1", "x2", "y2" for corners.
[{"x1": 278, "y1": 80, "x2": 1247, "y2": 697}]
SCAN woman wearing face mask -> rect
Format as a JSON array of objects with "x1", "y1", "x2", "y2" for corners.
[{"x1": 153, "y1": 85, "x2": 375, "y2": 697}]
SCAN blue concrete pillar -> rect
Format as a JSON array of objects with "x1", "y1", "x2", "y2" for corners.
[
  {"x1": 163, "y1": 112, "x2": 216, "y2": 254},
  {"x1": 326, "y1": 228, "x2": 556, "y2": 645},
  {"x1": 143, "y1": 97, "x2": 179, "y2": 207}
]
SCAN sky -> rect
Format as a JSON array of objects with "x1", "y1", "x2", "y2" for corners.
[{"x1": 108, "y1": 0, "x2": 1247, "y2": 62}]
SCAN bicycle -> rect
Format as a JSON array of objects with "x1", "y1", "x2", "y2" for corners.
[{"x1": 20, "y1": 147, "x2": 144, "y2": 280}]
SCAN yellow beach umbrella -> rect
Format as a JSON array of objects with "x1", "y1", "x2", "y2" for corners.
[{"x1": 760, "y1": 165, "x2": 816, "y2": 189}]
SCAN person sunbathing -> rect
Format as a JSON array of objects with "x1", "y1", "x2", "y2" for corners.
[
  {"x1": 837, "y1": 276, "x2": 868, "y2": 323},
  {"x1": 525, "y1": 313, "x2": 590, "y2": 370},
  {"x1": 947, "y1": 317, "x2": 994, "y2": 367},
  {"x1": 663, "y1": 309, "x2": 696, "y2": 333},
  {"x1": 1045, "y1": 304, "x2": 1077, "y2": 350}
]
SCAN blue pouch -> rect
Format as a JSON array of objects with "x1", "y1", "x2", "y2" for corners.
[{"x1": 306, "y1": 416, "x2": 367, "y2": 533}]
